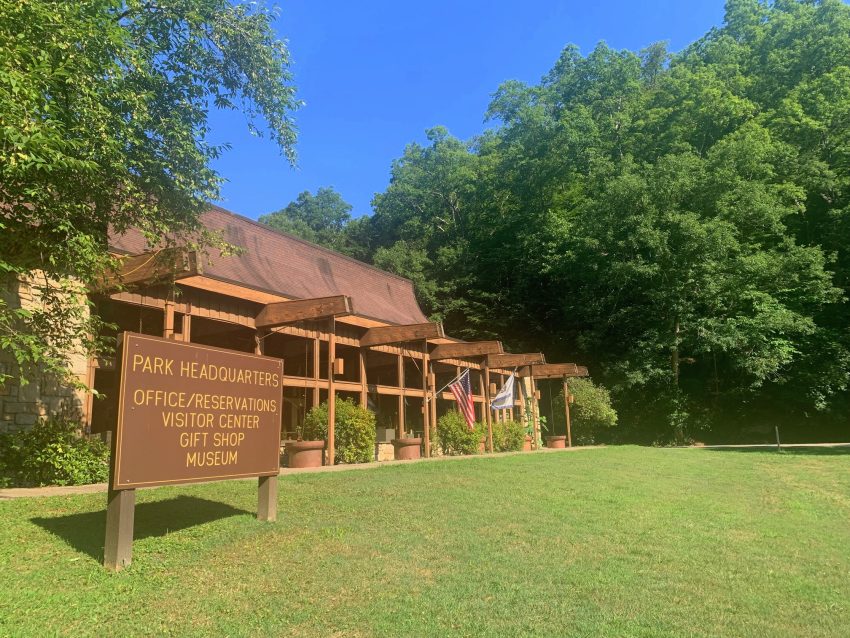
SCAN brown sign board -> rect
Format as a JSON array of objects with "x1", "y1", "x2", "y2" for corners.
[{"x1": 112, "y1": 333, "x2": 283, "y2": 490}]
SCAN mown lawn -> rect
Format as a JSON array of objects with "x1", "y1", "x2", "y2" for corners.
[{"x1": 1, "y1": 446, "x2": 848, "y2": 637}]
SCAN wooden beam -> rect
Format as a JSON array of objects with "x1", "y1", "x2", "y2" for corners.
[
  {"x1": 422, "y1": 340, "x2": 430, "y2": 458},
  {"x1": 563, "y1": 378, "x2": 573, "y2": 448},
  {"x1": 106, "y1": 249, "x2": 199, "y2": 290},
  {"x1": 312, "y1": 332, "x2": 320, "y2": 408},
  {"x1": 429, "y1": 340, "x2": 503, "y2": 361},
  {"x1": 397, "y1": 353, "x2": 405, "y2": 439},
  {"x1": 163, "y1": 302, "x2": 175, "y2": 339},
  {"x1": 531, "y1": 377, "x2": 543, "y2": 450},
  {"x1": 359, "y1": 349, "x2": 368, "y2": 409},
  {"x1": 327, "y1": 319, "x2": 336, "y2": 466},
  {"x1": 518, "y1": 363, "x2": 588, "y2": 379},
  {"x1": 486, "y1": 352, "x2": 545, "y2": 368},
  {"x1": 255, "y1": 295, "x2": 352, "y2": 329},
  {"x1": 484, "y1": 363, "x2": 493, "y2": 453},
  {"x1": 360, "y1": 322, "x2": 444, "y2": 347}
]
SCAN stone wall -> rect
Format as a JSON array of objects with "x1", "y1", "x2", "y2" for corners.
[
  {"x1": 376, "y1": 442, "x2": 394, "y2": 462},
  {"x1": 0, "y1": 275, "x2": 90, "y2": 434}
]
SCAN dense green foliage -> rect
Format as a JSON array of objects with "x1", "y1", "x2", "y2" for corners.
[
  {"x1": 303, "y1": 398, "x2": 377, "y2": 464},
  {"x1": 0, "y1": 417, "x2": 109, "y2": 487},
  {"x1": 552, "y1": 378, "x2": 618, "y2": 445},
  {"x1": 258, "y1": 187, "x2": 370, "y2": 259},
  {"x1": 0, "y1": 0, "x2": 299, "y2": 385},
  {"x1": 292, "y1": 1, "x2": 850, "y2": 442},
  {"x1": 490, "y1": 418, "x2": 526, "y2": 452},
  {"x1": 436, "y1": 411, "x2": 483, "y2": 455}
]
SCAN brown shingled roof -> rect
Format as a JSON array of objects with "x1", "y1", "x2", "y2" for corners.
[{"x1": 108, "y1": 205, "x2": 429, "y2": 326}]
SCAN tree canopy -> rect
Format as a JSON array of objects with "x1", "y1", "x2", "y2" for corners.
[
  {"x1": 0, "y1": 0, "x2": 299, "y2": 383},
  {"x1": 334, "y1": 0, "x2": 850, "y2": 442},
  {"x1": 258, "y1": 187, "x2": 371, "y2": 259}
]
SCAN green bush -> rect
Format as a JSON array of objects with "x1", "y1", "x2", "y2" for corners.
[
  {"x1": 0, "y1": 417, "x2": 110, "y2": 487},
  {"x1": 436, "y1": 411, "x2": 483, "y2": 455},
  {"x1": 554, "y1": 377, "x2": 618, "y2": 444},
  {"x1": 303, "y1": 398, "x2": 376, "y2": 464},
  {"x1": 491, "y1": 419, "x2": 526, "y2": 452}
]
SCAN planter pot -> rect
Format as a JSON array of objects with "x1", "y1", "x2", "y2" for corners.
[
  {"x1": 522, "y1": 435, "x2": 533, "y2": 452},
  {"x1": 392, "y1": 437, "x2": 422, "y2": 460},
  {"x1": 545, "y1": 435, "x2": 567, "y2": 449},
  {"x1": 286, "y1": 440, "x2": 325, "y2": 468}
]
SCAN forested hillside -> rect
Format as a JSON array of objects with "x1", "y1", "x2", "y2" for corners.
[{"x1": 262, "y1": 0, "x2": 850, "y2": 443}]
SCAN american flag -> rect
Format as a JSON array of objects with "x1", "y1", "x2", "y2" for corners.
[{"x1": 449, "y1": 369, "x2": 476, "y2": 429}]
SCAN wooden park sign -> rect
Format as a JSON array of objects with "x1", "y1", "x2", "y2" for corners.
[{"x1": 104, "y1": 332, "x2": 283, "y2": 571}]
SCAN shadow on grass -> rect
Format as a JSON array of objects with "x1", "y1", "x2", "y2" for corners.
[
  {"x1": 705, "y1": 444, "x2": 850, "y2": 457},
  {"x1": 31, "y1": 495, "x2": 251, "y2": 562}
]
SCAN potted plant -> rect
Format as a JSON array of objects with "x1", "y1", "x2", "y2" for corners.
[
  {"x1": 285, "y1": 413, "x2": 325, "y2": 469},
  {"x1": 392, "y1": 430, "x2": 422, "y2": 460},
  {"x1": 523, "y1": 417, "x2": 534, "y2": 451},
  {"x1": 299, "y1": 399, "x2": 377, "y2": 466},
  {"x1": 541, "y1": 415, "x2": 566, "y2": 448}
]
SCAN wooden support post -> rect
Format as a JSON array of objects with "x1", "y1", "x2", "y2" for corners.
[
  {"x1": 163, "y1": 301, "x2": 175, "y2": 339},
  {"x1": 478, "y1": 374, "x2": 485, "y2": 422},
  {"x1": 312, "y1": 332, "x2": 320, "y2": 408},
  {"x1": 359, "y1": 349, "x2": 368, "y2": 409},
  {"x1": 429, "y1": 372, "x2": 437, "y2": 445},
  {"x1": 531, "y1": 376, "x2": 541, "y2": 449},
  {"x1": 257, "y1": 476, "x2": 277, "y2": 522},
  {"x1": 397, "y1": 353, "x2": 405, "y2": 439},
  {"x1": 422, "y1": 340, "x2": 430, "y2": 458},
  {"x1": 104, "y1": 486, "x2": 135, "y2": 571},
  {"x1": 484, "y1": 363, "x2": 493, "y2": 453},
  {"x1": 327, "y1": 319, "x2": 336, "y2": 466},
  {"x1": 563, "y1": 377, "x2": 573, "y2": 448},
  {"x1": 181, "y1": 313, "x2": 192, "y2": 342}
]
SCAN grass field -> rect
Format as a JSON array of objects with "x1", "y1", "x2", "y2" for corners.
[{"x1": 1, "y1": 446, "x2": 849, "y2": 637}]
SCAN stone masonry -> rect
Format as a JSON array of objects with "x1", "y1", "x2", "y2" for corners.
[{"x1": 0, "y1": 275, "x2": 90, "y2": 434}]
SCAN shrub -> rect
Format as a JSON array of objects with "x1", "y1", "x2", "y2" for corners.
[
  {"x1": 437, "y1": 411, "x2": 483, "y2": 455},
  {"x1": 303, "y1": 398, "x2": 376, "y2": 464},
  {"x1": 0, "y1": 417, "x2": 110, "y2": 487},
  {"x1": 554, "y1": 377, "x2": 618, "y2": 444},
  {"x1": 491, "y1": 419, "x2": 526, "y2": 452}
]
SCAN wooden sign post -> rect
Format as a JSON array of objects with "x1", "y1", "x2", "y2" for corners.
[{"x1": 104, "y1": 332, "x2": 283, "y2": 571}]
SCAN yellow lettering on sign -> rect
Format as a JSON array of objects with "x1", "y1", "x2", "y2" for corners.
[
  {"x1": 161, "y1": 411, "x2": 214, "y2": 428},
  {"x1": 218, "y1": 413, "x2": 260, "y2": 429},
  {"x1": 179, "y1": 431, "x2": 209, "y2": 447},
  {"x1": 132, "y1": 355, "x2": 173, "y2": 375},
  {"x1": 185, "y1": 450, "x2": 239, "y2": 468},
  {"x1": 213, "y1": 432, "x2": 245, "y2": 447}
]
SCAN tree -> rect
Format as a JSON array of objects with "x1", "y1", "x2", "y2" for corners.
[
  {"x1": 0, "y1": 0, "x2": 299, "y2": 384},
  {"x1": 259, "y1": 187, "x2": 358, "y2": 255},
  {"x1": 366, "y1": 0, "x2": 850, "y2": 441}
]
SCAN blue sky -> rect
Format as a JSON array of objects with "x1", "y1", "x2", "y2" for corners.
[{"x1": 209, "y1": 0, "x2": 727, "y2": 220}]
